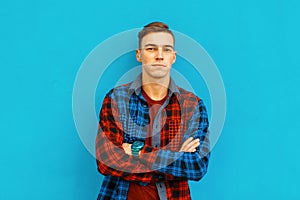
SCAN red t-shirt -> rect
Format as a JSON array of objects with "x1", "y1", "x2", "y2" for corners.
[{"x1": 127, "y1": 89, "x2": 167, "y2": 200}]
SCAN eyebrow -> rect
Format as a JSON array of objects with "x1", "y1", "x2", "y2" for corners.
[{"x1": 144, "y1": 44, "x2": 174, "y2": 48}]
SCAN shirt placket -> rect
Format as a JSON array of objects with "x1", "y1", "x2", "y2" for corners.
[{"x1": 152, "y1": 97, "x2": 170, "y2": 200}]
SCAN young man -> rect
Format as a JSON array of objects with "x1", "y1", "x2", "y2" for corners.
[{"x1": 96, "y1": 22, "x2": 210, "y2": 200}]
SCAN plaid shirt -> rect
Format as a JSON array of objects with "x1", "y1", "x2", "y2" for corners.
[{"x1": 96, "y1": 74, "x2": 210, "y2": 200}]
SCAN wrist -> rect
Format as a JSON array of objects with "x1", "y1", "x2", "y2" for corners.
[{"x1": 131, "y1": 141, "x2": 144, "y2": 157}]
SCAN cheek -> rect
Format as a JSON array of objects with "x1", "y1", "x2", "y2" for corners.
[
  {"x1": 142, "y1": 54, "x2": 152, "y2": 62},
  {"x1": 167, "y1": 56, "x2": 176, "y2": 64}
]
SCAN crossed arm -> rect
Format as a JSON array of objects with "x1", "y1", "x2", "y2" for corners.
[
  {"x1": 96, "y1": 94, "x2": 210, "y2": 183},
  {"x1": 122, "y1": 137, "x2": 200, "y2": 155}
]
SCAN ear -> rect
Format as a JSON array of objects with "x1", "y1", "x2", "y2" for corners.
[
  {"x1": 136, "y1": 49, "x2": 142, "y2": 62},
  {"x1": 172, "y1": 51, "x2": 177, "y2": 64}
]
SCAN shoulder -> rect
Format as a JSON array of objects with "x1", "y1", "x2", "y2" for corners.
[
  {"x1": 175, "y1": 86, "x2": 208, "y2": 113},
  {"x1": 105, "y1": 82, "x2": 133, "y2": 99}
]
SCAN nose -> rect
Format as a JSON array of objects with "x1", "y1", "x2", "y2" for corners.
[{"x1": 155, "y1": 47, "x2": 164, "y2": 60}]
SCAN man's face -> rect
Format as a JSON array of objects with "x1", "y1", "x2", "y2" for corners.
[{"x1": 136, "y1": 32, "x2": 176, "y2": 80}]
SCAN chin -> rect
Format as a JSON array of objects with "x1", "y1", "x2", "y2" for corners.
[
  {"x1": 143, "y1": 67, "x2": 170, "y2": 79},
  {"x1": 150, "y1": 72, "x2": 169, "y2": 79}
]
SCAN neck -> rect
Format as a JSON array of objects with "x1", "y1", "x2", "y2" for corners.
[{"x1": 142, "y1": 75, "x2": 170, "y2": 101}]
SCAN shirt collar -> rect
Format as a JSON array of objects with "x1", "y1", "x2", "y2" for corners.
[{"x1": 129, "y1": 73, "x2": 180, "y2": 96}]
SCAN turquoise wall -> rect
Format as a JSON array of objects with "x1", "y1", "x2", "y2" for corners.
[{"x1": 1, "y1": 0, "x2": 299, "y2": 199}]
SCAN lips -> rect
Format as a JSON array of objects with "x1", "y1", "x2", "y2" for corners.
[{"x1": 152, "y1": 63, "x2": 166, "y2": 67}]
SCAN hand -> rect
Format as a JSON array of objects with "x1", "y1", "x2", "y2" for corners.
[
  {"x1": 122, "y1": 143, "x2": 132, "y2": 155},
  {"x1": 179, "y1": 137, "x2": 200, "y2": 152}
]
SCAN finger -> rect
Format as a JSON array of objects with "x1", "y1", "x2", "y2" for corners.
[
  {"x1": 184, "y1": 138, "x2": 199, "y2": 148},
  {"x1": 185, "y1": 139, "x2": 200, "y2": 152},
  {"x1": 183, "y1": 137, "x2": 194, "y2": 145},
  {"x1": 189, "y1": 139, "x2": 200, "y2": 149},
  {"x1": 122, "y1": 143, "x2": 132, "y2": 155},
  {"x1": 180, "y1": 137, "x2": 194, "y2": 149},
  {"x1": 122, "y1": 143, "x2": 130, "y2": 148},
  {"x1": 179, "y1": 138, "x2": 192, "y2": 152},
  {"x1": 191, "y1": 139, "x2": 200, "y2": 147}
]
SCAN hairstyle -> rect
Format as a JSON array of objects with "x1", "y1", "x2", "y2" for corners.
[{"x1": 138, "y1": 22, "x2": 175, "y2": 48}]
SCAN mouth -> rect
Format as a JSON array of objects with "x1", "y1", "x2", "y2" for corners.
[{"x1": 152, "y1": 63, "x2": 166, "y2": 67}]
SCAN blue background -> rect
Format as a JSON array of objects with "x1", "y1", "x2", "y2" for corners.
[{"x1": 1, "y1": 0, "x2": 299, "y2": 199}]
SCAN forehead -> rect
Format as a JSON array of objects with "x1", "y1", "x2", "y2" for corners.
[{"x1": 141, "y1": 32, "x2": 174, "y2": 47}]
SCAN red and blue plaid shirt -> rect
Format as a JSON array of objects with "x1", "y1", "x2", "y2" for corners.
[{"x1": 96, "y1": 74, "x2": 210, "y2": 200}]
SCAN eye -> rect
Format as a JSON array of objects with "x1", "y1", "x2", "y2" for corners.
[
  {"x1": 164, "y1": 48, "x2": 173, "y2": 52},
  {"x1": 145, "y1": 47, "x2": 155, "y2": 51}
]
